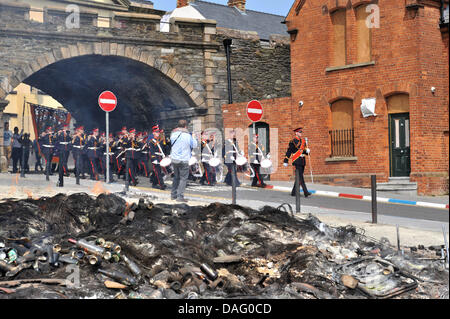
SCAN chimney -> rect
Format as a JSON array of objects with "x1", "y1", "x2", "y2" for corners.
[
  {"x1": 228, "y1": 0, "x2": 246, "y2": 11},
  {"x1": 177, "y1": 0, "x2": 191, "y2": 8}
]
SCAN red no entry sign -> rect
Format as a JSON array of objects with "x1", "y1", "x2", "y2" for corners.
[
  {"x1": 98, "y1": 91, "x2": 117, "y2": 112},
  {"x1": 247, "y1": 100, "x2": 263, "y2": 122}
]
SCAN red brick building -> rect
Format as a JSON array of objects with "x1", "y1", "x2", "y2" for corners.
[{"x1": 222, "y1": 0, "x2": 449, "y2": 195}]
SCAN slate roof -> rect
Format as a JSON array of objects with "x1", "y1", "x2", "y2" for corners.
[{"x1": 190, "y1": 0, "x2": 287, "y2": 40}]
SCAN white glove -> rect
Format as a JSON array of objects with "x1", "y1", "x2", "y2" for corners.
[
  {"x1": 283, "y1": 163, "x2": 288, "y2": 167},
  {"x1": 306, "y1": 148, "x2": 310, "y2": 155},
  {"x1": 231, "y1": 156, "x2": 235, "y2": 161}
]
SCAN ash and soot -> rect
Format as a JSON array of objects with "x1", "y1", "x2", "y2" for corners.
[{"x1": 0, "y1": 193, "x2": 448, "y2": 299}]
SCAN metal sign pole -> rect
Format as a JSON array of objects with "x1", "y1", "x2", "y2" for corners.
[{"x1": 106, "y1": 112, "x2": 110, "y2": 184}]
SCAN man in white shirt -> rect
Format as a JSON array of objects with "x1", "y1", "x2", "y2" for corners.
[{"x1": 170, "y1": 119, "x2": 198, "y2": 202}]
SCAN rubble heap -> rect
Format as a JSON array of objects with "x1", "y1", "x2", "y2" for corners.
[{"x1": 0, "y1": 193, "x2": 448, "y2": 299}]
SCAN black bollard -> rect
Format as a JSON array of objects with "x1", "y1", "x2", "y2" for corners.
[
  {"x1": 295, "y1": 167, "x2": 301, "y2": 213},
  {"x1": 20, "y1": 147, "x2": 25, "y2": 178},
  {"x1": 57, "y1": 151, "x2": 63, "y2": 187},
  {"x1": 45, "y1": 155, "x2": 50, "y2": 181},
  {"x1": 371, "y1": 175, "x2": 377, "y2": 224},
  {"x1": 76, "y1": 153, "x2": 80, "y2": 185},
  {"x1": 125, "y1": 158, "x2": 130, "y2": 192},
  {"x1": 231, "y1": 163, "x2": 236, "y2": 205}
]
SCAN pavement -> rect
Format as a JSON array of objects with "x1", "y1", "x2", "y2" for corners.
[{"x1": 0, "y1": 171, "x2": 448, "y2": 248}]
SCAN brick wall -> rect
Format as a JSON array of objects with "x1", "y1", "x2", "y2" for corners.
[
  {"x1": 222, "y1": 0, "x2": 449, "y2": 195},
  {"x1": 222, "y1": 97, "x2": 295, "y2": 181}
]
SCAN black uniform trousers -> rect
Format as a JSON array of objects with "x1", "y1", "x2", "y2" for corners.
[
  {"x1": 88, "y1": 152, "x2": 99, "y2": 180},
  {"x1": 200, "y1": 162, "x2": 215, "y2": 186},
  {"x1": 73, "y1": 148, "x2": 84, "y2": 180},
  {"x1": 59, "y1": 150, "x2": 69, "y2": 175},
  {"x1": 251, "y1": 163, "x2": 266, "y2": 187},
  {"x1": 291, "y1": 164, "x2": 309, "y2": 196},
  {"x1": 126, "y1": 157, "x2": 137, "y2": 185},
  {"x1": 42, "y1": 146, "x2": 54, "y2": 179},
  {"x1": 140, "y1": 153, "x2": 150, "y2": 177},
  {"x1": 225, "y1": 163, "x2": 240, "y2": 187},
  {"x1": 151, "y1": 163, "x2": 165, "y2": 188},
  {"x1": 12, "y1": 147, "x2": 22, "y2": 173}
]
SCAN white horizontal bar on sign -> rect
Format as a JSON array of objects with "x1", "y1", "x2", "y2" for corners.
[
  {"x1": 99, "y1": 99, "x2": 116, "y2": 104},
  {"x1": 377, "y1": 197, "x2": 390, "y2": 203},
  {"x1": 247, "y1": 108, "x2": 263, "y2": 114}
]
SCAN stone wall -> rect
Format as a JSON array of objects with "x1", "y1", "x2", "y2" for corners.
[{"x1": 215, "y1": 28, "x2": 291, "y2": 104}]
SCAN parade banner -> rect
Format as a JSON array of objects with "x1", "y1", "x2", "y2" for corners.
[{"x1": 29, "y1": 103, "x2": 71, "y2": 161}]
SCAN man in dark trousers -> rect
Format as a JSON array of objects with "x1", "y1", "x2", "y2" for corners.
[
  {"x1": 200, "y1": 131, "x2": 215, "y2": 186},
  {"x1": 19, "y1": 133, "x2": 31, "y2": 173},
  {"x1": 149, "y1": 128, "x2": 166, "y2": 190},
  {"x1": 283, "y1": 127, "x2": 312, "y2": 197},
  {"x1": 40, "y1": 126, "x2": 55, "y2": 181},
  {"x1": 86, "y1": 128, "x2": 100, "y2": 180},
  {"x1": 11, "y1": 127, "x2": 23, "y2": 173},
  {"x1": 224, "y1": 130, "x2": 241, "y2": 187},
  {"x1": 123, "y1": 128, "x2": 139, "y2": 186},
  {"x1": 56, "y1": 124, "x2": 71, "y2": 176},
  {"x1": 249, "y1": 134, "x2": 267, "y2": 188},
  {"x1": 72, "y1": 126, "x2": 85, "y2": 183}
]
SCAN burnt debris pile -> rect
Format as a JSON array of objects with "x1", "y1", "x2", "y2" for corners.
[{"x1": 0, "y1": 193, "x2": 448, "y2": 299}]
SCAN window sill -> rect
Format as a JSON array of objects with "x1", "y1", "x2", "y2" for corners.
[
  {"x1": 326, "y1": 61, "x2": 375, "y2": 73},
  {"x1": 325, "y1": 156, "x2": 358, "y2": 162}
]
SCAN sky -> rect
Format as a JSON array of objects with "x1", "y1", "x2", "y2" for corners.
[{"x1": 151, "y1": 0, "x2": 294, "y2": 16}]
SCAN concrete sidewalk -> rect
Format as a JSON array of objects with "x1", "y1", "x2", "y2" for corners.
[{"x1": 0, "y1": 173, "x2": 448, "y2": 247}]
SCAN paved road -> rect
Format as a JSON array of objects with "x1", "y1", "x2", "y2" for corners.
[{"x1": 111, "y1": 176, "x2": 449, "y2": 223}]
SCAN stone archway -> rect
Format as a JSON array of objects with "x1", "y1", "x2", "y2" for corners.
[
  {"x1": 3, "y1": 43, "x2": 206, "y2": 107},
  {"x1": 1, "y1": 43, "x2": 209, "y2": 132}
]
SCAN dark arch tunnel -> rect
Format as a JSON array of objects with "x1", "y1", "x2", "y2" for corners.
[{"x1": 23, "y1": 55, "x2": 206, "y2": 133}]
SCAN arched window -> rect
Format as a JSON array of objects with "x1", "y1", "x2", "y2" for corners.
[
  {"x1": 331, "y1": 9, "x2": 347, "y2": 67},
  {"x1": 355, "y1": 4, "x2": 372, "y2": 63},
  {"x1": 330, "y1": 99, "x2": 354, "y2": 157}
]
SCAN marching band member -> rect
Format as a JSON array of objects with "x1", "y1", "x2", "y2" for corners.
[
  {"x1": 115, "y1": 129, "x2": 127, "y2": 180},
  {"x1": 86, "y1": 128, "x2": 100, "y2": 181},
  {"x1": 56, "y1": 124, "x2": 71, "y2": 177},
  {"x1": 283, "y1": 127, "x2": 312, "y2": 197},
  {"x1": 200, "y1": 131, "x2": 215, "y2": 186},
  {"x1": 138, "y1": 132, "x2": 150, "y2": 177},
  {"x1": 149, "y1": 127, "x2": 167, "y2": 190},
  {"x1": 123, "y1": 128, "x2": 139, "y2": 186},
  {"x1": 224, "y1": 130, "x2": 241, "y2": 187},
  {"x1": 40, "y1": 126, "x2": 55, "y2": 181},
  {"x1": 249, "y1": 134, "x2": 267, "y2": 188},
  {"x1": 72, "y1": 125, "x2": 86, "y2": 182}
]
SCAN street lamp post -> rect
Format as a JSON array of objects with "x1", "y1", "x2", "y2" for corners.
[{"x1": 223, "y1": 39, "x2": 237, "y2": 205}]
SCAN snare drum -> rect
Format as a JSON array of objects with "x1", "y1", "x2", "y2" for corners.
[
  {"x1": 189, "y1": 156, "x2": 198, "y2": 166},
  {"x1": 209, "y1": 157, "x2": 221, "y2": 167},
  {"x1": 160, "y1": 157, "x2": 172, "y2": 167},
  {"x1": 260, "y1": 158, "x2": 273, "y2": 169},
  {"x1": 235, "y1": 155, "x2": 247, "y2": 166}
]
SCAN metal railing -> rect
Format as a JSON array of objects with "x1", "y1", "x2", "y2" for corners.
[{"x1": 329, "y1": 128, "x2": 354, "y2": 157}]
